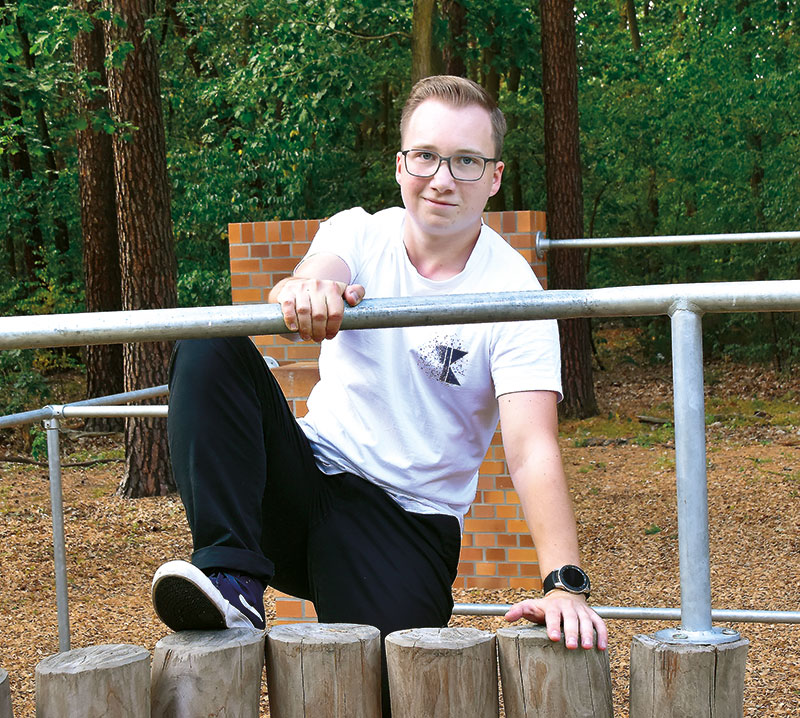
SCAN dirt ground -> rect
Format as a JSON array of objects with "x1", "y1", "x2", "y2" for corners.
[{"x1": 1, "y1": 328, "x2": 798, "y2": 716}]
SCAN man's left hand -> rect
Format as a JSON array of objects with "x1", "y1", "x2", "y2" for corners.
[{"x1": 504, "y1": 591, "x2": 608, "y2": 650}]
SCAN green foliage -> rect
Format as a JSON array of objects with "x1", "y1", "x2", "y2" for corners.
[
  {"x1": 0, "y1": 0, "x2": 798, "y2": 375},
  {"x1": 0, "y1": 349, "x2": 50, "y2": 415},
  {"x1": 576, "y1": 0, "x2": 800, "y2": 364}
]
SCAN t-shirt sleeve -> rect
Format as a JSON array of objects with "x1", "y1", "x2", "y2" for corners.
[
  {"x1": 489, "y1": 272, "x2": 563, "y2": 401},
  {"x1": 299, "y1": 207, "x2": 369, "y2": 279}
]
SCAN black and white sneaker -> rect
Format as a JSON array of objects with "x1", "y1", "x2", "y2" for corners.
[{"x1": 152, "y1": 560, "x2": 266, "y2": 632}]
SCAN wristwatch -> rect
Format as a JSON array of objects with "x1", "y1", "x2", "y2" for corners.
[{"x1": 543, "y1": 565, "x2": 591, "y2": 598}]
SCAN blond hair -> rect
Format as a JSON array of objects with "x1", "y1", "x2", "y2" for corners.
[{"x1": 400, "y1": 75, "x2": 506, "y2": 158}]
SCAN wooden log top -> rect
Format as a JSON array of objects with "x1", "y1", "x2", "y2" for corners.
[
  {"x1": 386, "y1": 627, "x2": 494, "y2": 650},
  {"x1": 268, "y1": 623, "x2": 379, "y2": 645},
  {"x1": 155, "y1": 628, "x2": 264, "y2": 652},
  {"x1": 36, "y1": 644, "x2": 149, "y2": 675}
]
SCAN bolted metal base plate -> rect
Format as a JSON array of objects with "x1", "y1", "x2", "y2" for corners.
[{"x1": 654, "y1": 626, "x2": 741, "y2": 645}]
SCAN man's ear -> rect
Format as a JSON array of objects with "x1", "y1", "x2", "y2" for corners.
[
  {"x1": 488, "y1": 161, "x2": 505, "y2": 198},
  {"x1": 395, "y1": 152, "x2": 404, "y2": 185}
]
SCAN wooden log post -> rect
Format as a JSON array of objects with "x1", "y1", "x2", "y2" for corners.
[
  {"x1": 496, "y1": 625, "x2": 613, "y2": 718},
  {"x1": 266, "y1": 623, "x2": 381, "y2": 718},
  {"x1": 630, "y1": 633, "x2": 749, "y2": 718},
  {"x1": 151, "y1": 628, "x2": 265, "y2": 718},
  {"x1": 385, "y1": 627, "x2": 498, "y2": 718},
  {"x1": 35, "y1": 644, "x2": 150, "y2": 718},
  {"x1": 0, "y1": 668, "x2": 12, "y2": 718}
]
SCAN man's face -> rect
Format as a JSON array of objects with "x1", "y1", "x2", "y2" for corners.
[{"x1": 396, "y1": 99, "x2": 504, "y2": 242}]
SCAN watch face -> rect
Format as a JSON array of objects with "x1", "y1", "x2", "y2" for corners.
[{"x1": 560, "y1": 565, "x2": 590, "y2": 593}]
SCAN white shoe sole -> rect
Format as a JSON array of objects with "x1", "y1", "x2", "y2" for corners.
[{"x1": 151, "y1": 560, "x2": 257, "y2": 631}]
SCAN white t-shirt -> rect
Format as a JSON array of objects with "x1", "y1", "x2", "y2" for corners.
[{"x1": 297, "y1": 207, "x2": 561, "y2": 523}]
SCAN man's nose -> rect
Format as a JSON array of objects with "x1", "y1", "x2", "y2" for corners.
[{"x1": 431, "y1": 158, "x2": 456, "y2": 183}]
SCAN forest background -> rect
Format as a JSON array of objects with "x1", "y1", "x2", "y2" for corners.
[{"x1": 1, "y1": 0, "x2": 799, "y2": 445}]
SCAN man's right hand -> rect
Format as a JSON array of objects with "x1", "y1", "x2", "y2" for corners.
[{"x1": 275, "y1": 277, "x2": 365, "y2": 342}]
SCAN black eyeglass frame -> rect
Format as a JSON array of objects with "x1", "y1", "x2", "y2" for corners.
[{"x1": 400, "y1": 149, "x2": 501, "y2": 182}]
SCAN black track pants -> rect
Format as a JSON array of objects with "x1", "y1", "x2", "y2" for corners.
[{"x1": 167, "y1": 337, "x2": 461, "y2": 710}]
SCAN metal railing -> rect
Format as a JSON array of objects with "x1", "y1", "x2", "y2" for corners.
[
  {"x1": 535, "y1": 230, "x2": 800, "y2": 258},
  {"x1": 2, "y1": 279, "x2": 800, "y2": 652}
]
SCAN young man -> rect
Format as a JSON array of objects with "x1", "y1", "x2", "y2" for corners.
[{"x1": 153, "y1": 76, "x2": 607, "y2": 675}]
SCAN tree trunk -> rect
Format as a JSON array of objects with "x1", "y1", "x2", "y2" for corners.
[
  {"x1": 540, "y1": 0, "x2": 598, "y2": 419},
  {"x1": 626, "y1": 0, "x2": 642, "y2": 50},
  {"x1": 441, "y1": 0, "x2": 467, "y2": 77},
  {"x1": 411, "y1": 0, "x2": 436, "y2": 82},
  {"x1": 105, "y1": 0, "x2": 178, "y2": 496},
  {"x1": 74, "y1": 0, "x2": 125, "y2": 433}
]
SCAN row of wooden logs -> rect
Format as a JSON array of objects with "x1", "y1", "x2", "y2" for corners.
[{"x1": 2, "y1": 623, "x2": 748, "y2": 717}]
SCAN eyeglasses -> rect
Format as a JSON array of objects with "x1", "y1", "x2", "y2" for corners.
[{"x1": 400, "y1": 149, "x2": 499, "y2": 182}]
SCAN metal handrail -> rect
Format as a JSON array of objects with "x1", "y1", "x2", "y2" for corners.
[{"x1": 535, "y1": 230, "x2": 800, "y2": 258}]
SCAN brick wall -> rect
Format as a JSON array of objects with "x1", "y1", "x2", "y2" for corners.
[{"x1": 229, "y1": 210, "x2": 548, "y2": 624}]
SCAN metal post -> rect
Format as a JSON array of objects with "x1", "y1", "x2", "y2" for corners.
[
  {"x1": 656, "y1": 307, "x2": 739, "y2": 645},
  {"x1": 44, "y1": 413, "x2": 70, "y2": 652}
]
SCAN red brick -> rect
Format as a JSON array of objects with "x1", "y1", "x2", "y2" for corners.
[
  {"x1": 229, "y1": 244, "x2": 249, "y2": 259},
  {"x1": 250, "y1": 273, "x2": 271, "y2": 287},
  {"x1": 484, "y1": 212, "x2": 502, "y2": 232},
  {"x1": 476, "y1": 476, "x2": 495, "y2": 491},
  {"x1": 292, "y1": 241, "x2": 311, "y2": 257},
  {"x1": 268, "y1": 222, "x2": 280, "y2": 243},
  {"x1": 476, "y1": 562, "x2": 495, "y2": 576},
  {"x1": 279, "y1": 220, "x2": 293, "y2": 240},
  {"x1": 482, "y1": 490, "x2": 505, "y2": 504},
  {"x1": 519, "y1": 534, "x2": 534, "y2": 547},
  {"x1": 272, "y1": 243, "x2": 290, "y2": 257},
  {"x1": 293, "y1": 220, "x2": 307, "y2": 239},
  {"x1": 497, "y1": 534, "x2": 518, "y2": 547},
  {"x1": 496, "y1": 505, "x2": 519, "y2": 519},
  {"x1": 241, "y1": 223, "x2": 254, "y2": 243},
  {"x1": 463, "y1": 518, "x2": 505, "y2": 533},
  {"x1": 520, "y1": 563, "x2": 540, "y2": 576},
  {"x1": 275, "y1": 599, "x2": 305, "y2": 618},
  {"x1": 508, "y1": 548, "x2": 538, "y2": 563},
  {"x1": 517, "y1": 211, "x2": 532, "y2": 233},
  {"x1": 231, "y1": 288, "x2": 262, "y2": 304},
  {"x1": 228, "y1": 223, "x2": 242, "y2": 243},
  {"x1": 254, "y1": 222, "x2": 267, "y2": 244},
  {"x1": 287, "y1": 345, "x2": 322, "y2": 361},
  {"x1": 249, "y1": 245, "x2": 271, "y2": 258},
  {"x1": 231, "y1": 258, "x2": 261, "y2": 274},
  {"x1": 473, "y1": 533, "x2": 497, "y2": 547},
  {"x1": 501, "y1": 211, "x2": 516, "y2": 233},
  {"x1": 470, "y1": 504, "x2": 495, "y2": 518},
  {"x1": 459, "y1": 548, "x2": 483, "y2": 561},
  {"x1": 264, "y1": 257, "x2": 298, "y2": 272},
  {"x1": 458, "y1": 562, "x2": 475, "y2": 576},
  {"x1": 481, "y1": 459, "x2": 506, "y2": 475},
  {"x1": 230, "y1": 274, "x2": 250, "y2": 288},
  {"x1": 485, "y1": 548, "x2": 505, "y2": 561},
  {"x1": 498, "y1": 563, "x2": 519, "y2": 576}
]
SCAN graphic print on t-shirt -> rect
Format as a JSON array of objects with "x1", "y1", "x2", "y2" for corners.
[{"x1": 415, "y1": 335, "x2": 470, "y2": 386}]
